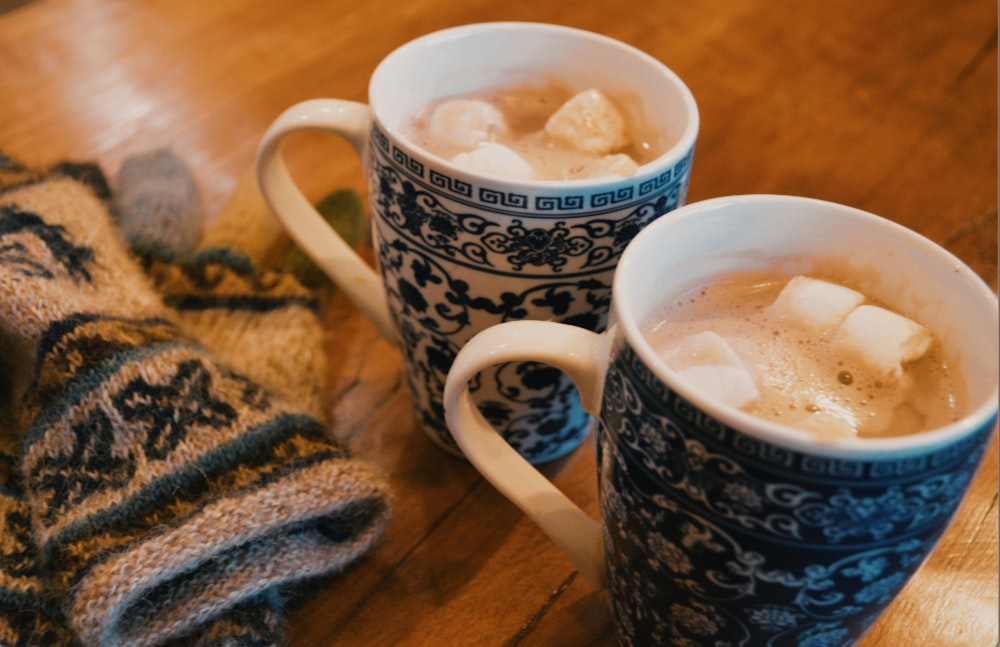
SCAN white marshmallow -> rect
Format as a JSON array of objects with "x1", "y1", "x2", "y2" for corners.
[
  {"x1": 767, "y1": 276, "x2": 864, "y2": 334},
  {"x1": 427, "y1": 99, "x2": 509, "y2": 153},
  {"x1": 566, "y1": 153, "x2": 639, "y2": 180},
  {"x1": 833, "y1": 305, "x2": 933, "y2": 379},
  {"x1": 544, "y1": 88, "x2": 629, "y2": 155},
  {"x1": 661, "y1": 331, "x2": 760, "y2": 409},
  {"x1": 451, "y1": 143, "x2": 534, "y2": 180}
]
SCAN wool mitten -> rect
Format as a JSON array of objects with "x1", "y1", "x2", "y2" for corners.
[
  {"x1": 0, "y1": 160, "x2": 391, "y2": 647},
  {"x1": 0, "y1": 156, "x2": 290, "y2": 647},
  {"x1": 112, "y1": 155, "x2": 326, "y2": 646},
  {"x1": 115, "y1": 160, "x2": 329, "y2": 419}
]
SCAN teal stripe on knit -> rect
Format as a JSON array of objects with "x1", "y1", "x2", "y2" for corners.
[
  {"x1": 138, "y1": 247, "x2": 321, "y2": 312},
  {"x1": 187, "y1": 246, "x2": 257, "y2": 274},
  {"x1": 42, "y1": 412, "x2": 344, "y2": 587},
  {"x1": 22, "y1": 340, "x2": 189, "y2": 452},
  {"x1": 26, "y1": 314, "x2": 182, "y2": 423},
  {"x1": 163, "y1": 292, "x2": 318, "y2": 313},
  {"x1": 138, "y1": 244, "x2": 257, "y2": 275},
  {"x1": 30, "y1": 313, "x2": 178, "y2": 379}
]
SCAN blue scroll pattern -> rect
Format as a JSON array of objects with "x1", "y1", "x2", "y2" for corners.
[
  {"x1": 368, "y1": 134, "x2": 692, "y2": 462},
  {"x1": 596, "y1": 341, "x2": 993, "y2": 645}
]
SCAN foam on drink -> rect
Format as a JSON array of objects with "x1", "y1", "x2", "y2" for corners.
[
  {"x1": 403, "y1": 80, "x2": 659, "y2": 181},
  {"x1": 643, "y1": 271, "x2": 965, "y2": 440}
]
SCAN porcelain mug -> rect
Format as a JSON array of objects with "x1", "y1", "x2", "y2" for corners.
[
  {"x1": 444, "y1": 195, "x2": 999, "y2": 645},
  {"x1": 256, "y1": 22, "x2": 699, "y2": 463}
]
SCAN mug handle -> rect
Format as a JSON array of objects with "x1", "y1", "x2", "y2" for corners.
[
  {"x1": 443, "y1": 320, "x2": 610, "y2": 588},
  {"x1": 255, "y1": 98, "x2": 397, "y2": 343}
]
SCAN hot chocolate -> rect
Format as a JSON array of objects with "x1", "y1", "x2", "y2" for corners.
[
  {"x1": 403, "y1": 80, "x2": 661, "y2": 181},
  {"x1": 643, "y1": 270, "x2": 966, "y2": 439}
]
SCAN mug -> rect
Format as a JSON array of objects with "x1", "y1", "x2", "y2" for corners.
[
  {"x1": 256, "y1": 22, "x2": 699, "y2": 463},
  {"x1": 443, "y1": 195, "x2": 999, "y2": 645}
]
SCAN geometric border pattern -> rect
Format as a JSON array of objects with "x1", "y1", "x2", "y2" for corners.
[{"x1": 371, "y1": 123, "x2": 695, "y2": 213}]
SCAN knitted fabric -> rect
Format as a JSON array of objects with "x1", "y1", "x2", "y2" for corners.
[
  {"x1": 0, "y1": 447, "x2": 73, "y2": 646},
  {"x1": 111, "y1": 148, "x2": 202, "y2": 257},
  {"x1": 0, "y1": 154, "x2": 75, "y2": 647},
  {"x1": 195, "y1": 169, "x2": 284, "y2": 264},
  {"x1": 0, "y1": 157, "x2": 391, "y2": 647},
  {"x1": 114, "y1": 158, "x2": 328, "y2": 419}
]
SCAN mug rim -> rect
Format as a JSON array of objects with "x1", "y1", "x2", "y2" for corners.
[
  {"x1": 367, "y1": 21, "x2": 700, "y2": 190},
  {"x1": 614, "y1": 193, "x2": 1000, "y2": 459}
]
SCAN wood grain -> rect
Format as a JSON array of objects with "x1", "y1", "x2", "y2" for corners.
[{"x1": 0, "y1": 0, "x2": 995, "y2": 645}]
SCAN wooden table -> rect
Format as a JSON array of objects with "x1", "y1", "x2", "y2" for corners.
[{"x1": 0, "y1": 0, "x2": 996, "y2": 645}]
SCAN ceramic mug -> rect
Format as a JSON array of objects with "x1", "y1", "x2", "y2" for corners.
[
  {"x1": 256, "y1": 22, "x2": 699, "y2": 463},
  {"x1": 444, "y1": 195, "x2": 999, "y2": 645}
]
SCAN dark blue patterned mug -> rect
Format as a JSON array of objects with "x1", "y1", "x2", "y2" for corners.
[
  {"x1": 444, "y1": 195, "x2": 998, "y2": 645},
  {"x1": 256, "y1": 22, "x2": 699, "y2": 463}
]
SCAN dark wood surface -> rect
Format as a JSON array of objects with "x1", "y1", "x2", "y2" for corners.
[{"x1": 0, "y1": 1, "x2": 995, "y2": 644}]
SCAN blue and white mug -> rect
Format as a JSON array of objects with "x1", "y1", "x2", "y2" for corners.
[
  {"x1": 256, "y1": 22, "x2": 699, "y2": 462},
  {"x1": 444, "y1": 195, "x2": 999, "y2": 645}
]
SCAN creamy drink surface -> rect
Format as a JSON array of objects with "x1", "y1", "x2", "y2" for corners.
[
  {"x1": 642, "y1": 270, "x2": 966, "y2": 440},
  {"x1": 403, "y1": 80, "x2": 663, "y2": 181}
]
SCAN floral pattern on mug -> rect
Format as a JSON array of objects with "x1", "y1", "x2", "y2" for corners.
[
  {"x1": 596, "y1": 341, "x2": 993, "y2": 646},
  {"x1": 371, "y1": 144, "x2": 690, "y2": 461}
]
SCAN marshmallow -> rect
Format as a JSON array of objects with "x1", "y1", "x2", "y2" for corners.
[
  {"x1": 661, "y1": 331, "x2": 760, "y2": 409},
  {"x1": 767, "y1": 276, "x2": 864, "y2": 334},
  {"x1": 451, "y1": 143, "x2": 534, "y2": 180},
  {"x1": 427, "y1": 99, "x2": 509, "y2": 153},
  {"x1": 833, "y1": 304, "x2": 933, "y2": 379},
  {"x1": 566, "y1": 153, "x2": 639, "y2": 180},
  {"x1": 544, "y1": 88, "x2": 629, "y2": 155}
]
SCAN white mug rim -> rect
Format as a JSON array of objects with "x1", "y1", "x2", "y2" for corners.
[
  {"x1": 367, "y1": 21, "x2": 700, "y2": 191},
  {"x1": 614, "y1": 194, "x2": 1000, "y2": 460}
]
